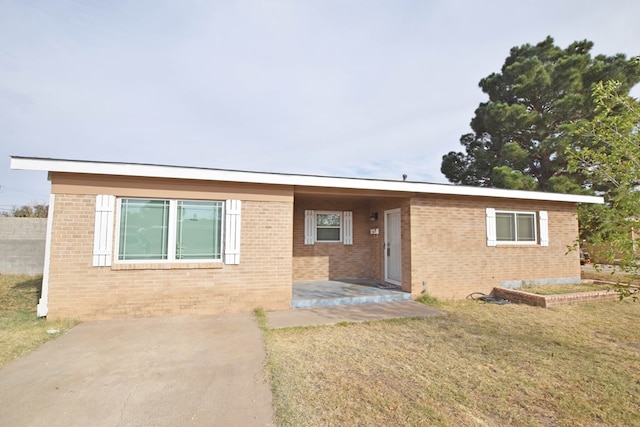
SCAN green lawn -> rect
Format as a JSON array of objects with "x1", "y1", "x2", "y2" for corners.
[
  {"x1": 263, "y1": 300, "x2": 640, "y2": 426},
  {"x1": 0, "y1": 275, "x2": 77, "y2": 368}
]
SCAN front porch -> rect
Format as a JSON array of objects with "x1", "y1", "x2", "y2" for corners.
[
  {"x1": 292, "y1": 194, "x2": 412, "y2": 303},
  {"x1": 292, "y1": 279, "x2": 411, "y2": 308}
]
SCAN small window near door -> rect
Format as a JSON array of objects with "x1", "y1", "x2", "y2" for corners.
[
  {"x1": 315, "y1": 211, "x2": 342, "y2": 242},
  {"x1": 304, "y1": 210, "x2": 353, "y2": 245}
]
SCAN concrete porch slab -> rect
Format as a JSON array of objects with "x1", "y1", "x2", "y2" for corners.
[{"x1": 292, "y1": 280, "x2": 410, "y2": 308}]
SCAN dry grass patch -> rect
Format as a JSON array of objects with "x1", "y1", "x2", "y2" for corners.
[
  {"x1": 582, "y1": 265, "x2": 640, "y2": 286},
  {"x1": 581, "y1": 267, "x2": 640, "y2": 299},
  {"x1": 0, "y1": 275, "x2": 77, "y2": 368},
  {"x1": 264, "y1": 301, "x2": 640, "y2": 426},
  {"x1": 521, "y1": 282, "x2": 613, "y2": 295}
]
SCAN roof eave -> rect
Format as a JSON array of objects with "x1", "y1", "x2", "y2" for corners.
[{"x1": 10, "y1": 156, "x2": 605, "y2": 205}]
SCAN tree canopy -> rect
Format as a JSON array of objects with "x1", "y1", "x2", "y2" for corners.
[
  {"x1": 441, "y1": 36, "x2": 640, "y2": 193},
  {"x1": 567, "y1": 80, "x2": 640, "y2": 299},
  {"x1": 0, "y1": 203, "x2": 48, "y2": 218}
]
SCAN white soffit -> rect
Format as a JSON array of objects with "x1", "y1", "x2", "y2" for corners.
[{"x1": 10, "y1": 156, "x2": 604, "y2": 204}]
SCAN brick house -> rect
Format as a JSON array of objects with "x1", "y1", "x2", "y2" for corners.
[{"x1": 11, "y1": 157, "x2": 603, "y2": 320}]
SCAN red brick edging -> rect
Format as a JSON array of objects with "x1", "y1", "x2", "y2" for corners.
[{"x1": 492, "y1": 286, "x2": 619, "y2": 308}]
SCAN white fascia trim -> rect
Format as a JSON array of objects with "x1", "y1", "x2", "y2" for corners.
[
  {"x1": 37, "y1": 193, "x2": 55, "y2": 317},
  {"x1": 10, "y1": 156, "x2": 604, "y2": 205}
]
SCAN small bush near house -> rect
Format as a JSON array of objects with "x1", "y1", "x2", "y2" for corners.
[
  {"x1": 0, "y1": 275, "x2": 77, "y2": 368},
  {"x1": 264, "y1": 300, "x2": 640, "y2": 426},
  {"x1": 414, "y1": 293, "x2": 441, "y2": 306}
]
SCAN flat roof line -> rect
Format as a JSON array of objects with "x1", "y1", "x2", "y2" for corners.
[{"x1": 10, "y1": 156, "x2": 604, "y2": 205}]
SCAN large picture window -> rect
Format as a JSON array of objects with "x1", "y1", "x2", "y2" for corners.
[{"x1": 118, "y1": 199, "x2": 223, "y2": 261}]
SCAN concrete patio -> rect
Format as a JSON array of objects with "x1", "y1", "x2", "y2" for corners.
[
  {"x1": 261, "y1": 280, "x2": 444, "y2": 329},
  {"x1": 267, "y1": 299, "x2": 444, "y2": 329}
]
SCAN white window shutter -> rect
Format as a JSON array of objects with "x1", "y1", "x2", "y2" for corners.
[
  {"x1": 93, "y1": 195, "x2": 115, "y2": 267},
  {"x1": 343, "y1": 211, "x2": 353, "y2": 245},
  {"x1": 539, "y1": 210, "x2": 549, "y2": 247},
  {"x1": 224, "y1": 200, "x2": 242, "y2": 264},
  {"x1": 486, "y1": 207, "x2": 497, "y2": 247},
  {"x1": 304, "y1": 210, "x2": 315, "y2": 245}
]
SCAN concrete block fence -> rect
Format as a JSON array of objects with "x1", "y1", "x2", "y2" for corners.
[{"x1": 0, "y1": 217, "x2": 46, "y2": 275}]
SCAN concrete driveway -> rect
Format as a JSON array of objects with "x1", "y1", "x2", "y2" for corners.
[{"x1": 0, "y1": 314, "x2": 274, "y2": 427}]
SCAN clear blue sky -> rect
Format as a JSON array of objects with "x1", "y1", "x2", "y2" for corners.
[{"x1": 2, "y1": 0, "x2": 639, "y2": 212}]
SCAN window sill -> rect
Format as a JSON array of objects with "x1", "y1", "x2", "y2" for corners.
[{"x1": 111, "y1": 262, "x2": 224, "y2": 270}]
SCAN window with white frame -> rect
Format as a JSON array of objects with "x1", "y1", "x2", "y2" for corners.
[
  {"x1": 486, "y1": 208, "x2": 548, "y2": 246},
  {"x1": 496, "y1": 211, "x2": 536, "y2": 243},
  {"x1": 315, "y1": 211, "x2": 342, "y2": 242},
  {"x1": 117, "y1": 199, "x2": 223, "y2": 261},
  {"x1": 91, "y1": 195, "x2": 241, "y2": 267},
  {"x1": 304, "y1": 210, "x2": 353, "y2": 245}
]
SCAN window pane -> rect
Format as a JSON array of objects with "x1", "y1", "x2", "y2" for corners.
[
  {"x1": 496, "y1": 213, "x2": 515, "y2": 241},
  {"x1": 316, "y1": 212, "x2": 341, "y2": 241},
  {"x1": 176, "y1": 201, "x2": 222, "y2": 260},
  {"x1": 517, "y1": 213, "x2": 536, "y2": 241},
  {"x1": 119, "y1": 199, "x2": 169, "y2": 260},
  {"x1": 317, "y1": 213, "x2": 341, "y2": 227},
  {"x1": 317, "y1": 228, "x2": 341, "y2": 241}
]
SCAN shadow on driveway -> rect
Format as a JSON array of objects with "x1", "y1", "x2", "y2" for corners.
[{"x1": 0, "y1": 314, "x2": 274, "y2": 426}]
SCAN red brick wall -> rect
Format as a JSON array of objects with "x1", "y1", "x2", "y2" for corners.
[
  {"x1": 292, "y1": 197, "x2": 374, "y2": 280},
  {"x1": 292, "y1": 196, "x2": 413, "y2": 293},
  {"x1": 46, "y1": 192, "x2": 293, "y2": 320}
]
